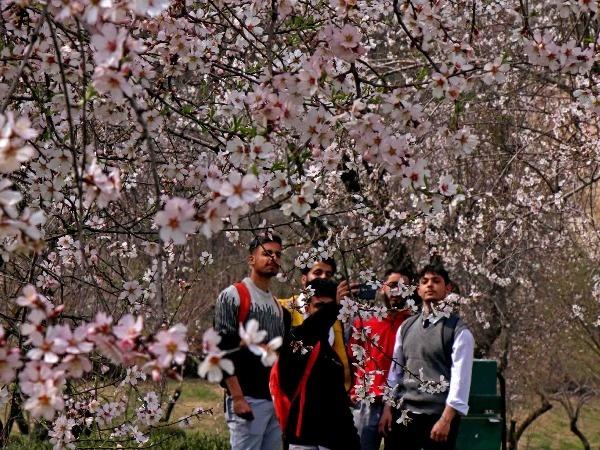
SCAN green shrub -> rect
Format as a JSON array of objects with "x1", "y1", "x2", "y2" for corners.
[{"x1": 5, "y1": 436, "x2": 52, "y2": 450}]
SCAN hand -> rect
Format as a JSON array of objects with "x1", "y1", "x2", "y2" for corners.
[
  {"x1": 378, "y1": 404, "x2": 393, "y2": 436},
  {"x1": 430, "y1": 416, "x2": 451, "y2": 442},
  {"x1": 233, "y1": 396, "x2": 254, "y2": 421},
  {"x1": 336, "y1": 280, "x2": 360, "y2": 303}
]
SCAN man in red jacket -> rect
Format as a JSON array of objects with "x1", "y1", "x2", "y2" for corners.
[{"x1": 349, "y1": 268, "x2": 413, "y2": 450}]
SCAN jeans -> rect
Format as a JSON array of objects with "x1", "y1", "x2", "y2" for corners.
[
  {"x1": 225, "y1": 396, "x2": 282, "y2": 450},
  {"x1": 353, "y1": 400, "x2": 383, "y2": 450}
]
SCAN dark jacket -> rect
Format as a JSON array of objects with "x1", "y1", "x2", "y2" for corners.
[{"x1": 278, "y1": 302, "x2": 360, "y2": 450}]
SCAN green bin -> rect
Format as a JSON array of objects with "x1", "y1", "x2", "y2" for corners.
[{"x1": 456, "y1": 359, "x2": 503, "y2": 450}]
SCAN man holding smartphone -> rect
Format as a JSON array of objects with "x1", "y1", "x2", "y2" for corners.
[{"x1": 279, "y1": 258, "x2": 355, "y2": 392}]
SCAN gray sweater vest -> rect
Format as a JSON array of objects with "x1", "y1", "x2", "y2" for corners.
[{"x1": 399, "y1": 313, "x2": 467, "y2": 415}]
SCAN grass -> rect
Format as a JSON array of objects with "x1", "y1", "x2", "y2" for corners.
[
  {"x1": 518, "y1": 400, "x2": 600, "y2": 450},
  {"x1": 5, "y1": 380, "x2": 600, "y2": 449},
  {"x1": 167, "y1": 379, "x2": 228, "y2": 436},
  {"x1": 6, "y1": 429, "x2": 229, "y2": 450}
]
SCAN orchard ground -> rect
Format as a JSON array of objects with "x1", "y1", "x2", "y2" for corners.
[{"x1": 4, "y1": 379, "x2": 599, "y2": 450}]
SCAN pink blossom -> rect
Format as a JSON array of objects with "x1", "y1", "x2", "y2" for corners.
[
  {"x1": 83, "y1": 0, "x2": 112, "y2": 24},
  {"x1": 113, "y1": 314, "x2": 143, "y2": 350},
  {"x1": 219, "y1": 172, "x2": 260, "y2": 209},
  {"x1": 438, "y1": 175, "x2": 457, "y2": 196},
  {"x1": 24, "y1": 380, "x2": 64, "y2": 420},
  {"x1": 91, "y1": 23, "x2": 127, "y2": 67},
  {"x1": 0, "y1": 179, "x2": 21, "y2": 218},
  {"x1": 482, "y1": 57, "x2": 509, "y2": 85},
  {"x1": 198, "y1": 352, "x2": 234, "y2": 383},
  {"x1": 93, "y1": 66, "x2": 133, "y2": 102},
  {"x1": 131, "y1": 0, "x2": 171, "y2": 17},
  {"x1": 0, "y1": 111, "x2": 37, "y2": 173},
  {"x1": 149, "y1": 324, "x2": 188, "y2": 368},
  {"x1": 401, "y1": 158, "x2": 430, "y2": 189},
  {"x1": 26, "y1": 326, "x2": 68, "y2": 364},
  {"x1": 202, "y1": 327, "x2": 222, "y2": 354},
  {"x1": 0, "y1": 346, "x2": 22, "y2": 384},
  {"x1": 154, "y1": 197, "x2": 198, "y2": 245},
  {"x1": 58, "y1": 354, "x2": 93, "y2": 378},
  {"x1": 281, "y1": 182, "x2": 315, "y2": 217}
]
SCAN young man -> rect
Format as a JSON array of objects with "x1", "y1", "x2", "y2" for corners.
[
  {"x1": 379, "y1": 265, "x2": 474, "y2": 450},
  {"x1": 279, "y1": 258, "x2": 353, "y2": 392},
  {"x1": 279, "y1": 258, "x2": 338, "y2": 327},
  {"x1": 349, "y1": 268, "x2": 413, "y2": 450},
  {"x1": 214, "y1": 233, "x2": 291, "y2": 450},
  {"x1": 275, "y1": 278, "x2": 361, "y2": 450}
]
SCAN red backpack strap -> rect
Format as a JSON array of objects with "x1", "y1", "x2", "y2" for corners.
[
  {"x1": 293, "y1": 341, "x2": 321, "y2": 437},
  {"x1": 234, "y1": 282, "x2": 251, "y2": 325}
]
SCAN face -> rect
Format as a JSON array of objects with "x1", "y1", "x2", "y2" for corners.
[
  {"x1": 381, "y1": 272, "x2": 410, "y2": 307},
  {"x1": 249, "y1": 241, "x2": 282, "y2": 278},
  {"x1": 306, "y1": 295, "x2": 335, "y2": 315},
  {"x1": 301, "y1": 261, "x2": 335, "y2": 287},
  {"x1": 417, "y1": 272, "x2": 451, "y2": 304}
]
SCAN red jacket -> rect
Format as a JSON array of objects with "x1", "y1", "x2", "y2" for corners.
[{"x1": 349, "y1": 310, "x2": 412, "y2": 399}]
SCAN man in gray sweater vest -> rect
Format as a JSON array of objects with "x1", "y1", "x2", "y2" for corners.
[{"x1": 379, "y1": 265, "x2": 474, "y2": 450}]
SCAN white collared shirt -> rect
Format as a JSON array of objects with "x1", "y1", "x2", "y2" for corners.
[{"x1": 386, "y1": 315, "x2": 475, "y2": 416}]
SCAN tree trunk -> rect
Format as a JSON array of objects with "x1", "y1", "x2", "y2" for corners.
[
  {"x1": 570, "y1": 418, "x2": 591, "y2": 450},
  {"x1": 508, "y1": 400, "x2": 553, "y2": 450}
]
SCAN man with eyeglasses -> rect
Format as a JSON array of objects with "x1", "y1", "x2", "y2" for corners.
[
  {"x1": 214, "y1": 233, "x2": 290, "y2": 450},
  {"x1": 348, "y1": 268, "x2": 414, "y2": 450}
]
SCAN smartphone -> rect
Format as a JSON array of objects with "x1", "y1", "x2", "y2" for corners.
[
  {"x1": 357, "y1": 283, "x2": 377, "y2": 300},
  {"x1": 237, "y1": 411, "x2": 255, "y2": 421}
]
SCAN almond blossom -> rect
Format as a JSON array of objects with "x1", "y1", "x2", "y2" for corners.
[
  {"x1": 112, "y1": 314, "x2": 144, "y2": 351},
  {"x1": 239, "y1": 318, "x2": 268, "y2": 351},
  {"x1": 131, "y1": 0, "x2": 171, "y2": 17},
  {"x1": 0, "y1": 346, "x2": 22, "y2": 384},
  {"x1": 219, "y1": 172, "x2": 261, "y2": 210},
  {"x1": 24, "y1": 380, "x2": 65, "y2": 420},
  {"x1": 119, "y1": 280, "x2": 143, "y2": 302},
  {"x1": 401, "y1": 158, "x2": 430, "y2": 189},
  {"x1": 148, "y1": 324, "x2": 188, "y2": 368},
  {"x1": 482, "y1": 57, "x2": 510, "y2": 85},
  {"x1": 154, "y1": 197, "x2": 198, "y2": 245},
  {"x1": 91, "y1": 23, "x2": 128, "y2": 67},
  {"x1": 258, "y1": 336, "x2": 283, "y2": 366},
  {"x1": 0, "y1": 111, "x2": 37, "y2": 174},
  {"x1": 281, "y1": 181, "x2": 315, "y2": 217},
  {"x1": 438, "y1": 175, "x2": 457, "y2": 197},
  {"x1": 2, "y1": 0, "x2": 600, "y2": 444},
  {"x1": 197, "y1": 352, "x2": 235, "y2": 383}
]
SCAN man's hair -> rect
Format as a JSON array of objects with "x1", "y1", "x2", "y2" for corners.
[
  {"x1": 248, "y1": 233, "x2": 282, "y2": 254},
  {"x1": 300, "y1": 258, "x2": 337, "y2": 275},
  {"x1": 384, "y1": 266, "x2": 412, "y2": 281},
  {"x1": 417, "y1": 264, "x2": 450, "y2": 284},
  {"x1": 306, "y1": 278, "x2": 338, "y2": 301}
]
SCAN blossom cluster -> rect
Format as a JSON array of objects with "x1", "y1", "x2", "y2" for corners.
[{"x1": 1, "y1": 285, "x2": 189, "y2": 423}]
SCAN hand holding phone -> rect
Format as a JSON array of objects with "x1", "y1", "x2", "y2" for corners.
[{"x1": 357, "y1": 283, "x2": 377, "y2": 300}]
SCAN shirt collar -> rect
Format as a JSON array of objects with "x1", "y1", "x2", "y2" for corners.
[{"x1": 422, "y1": 310, "x2": 446, "y2": 326}]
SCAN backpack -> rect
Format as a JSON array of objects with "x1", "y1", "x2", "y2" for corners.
[
  {"x1": 234, "y1": 282, "x2": 252, "y2": 325},
  {"x1": 269, "y1": 341, "x2": 321, "y2": 438},
  {"x1": 400, "y1": 313, "x2": 460, "y2": 366},
  {"x1": 234, "y1": 281, "x2": 283, "y2": 325}
]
